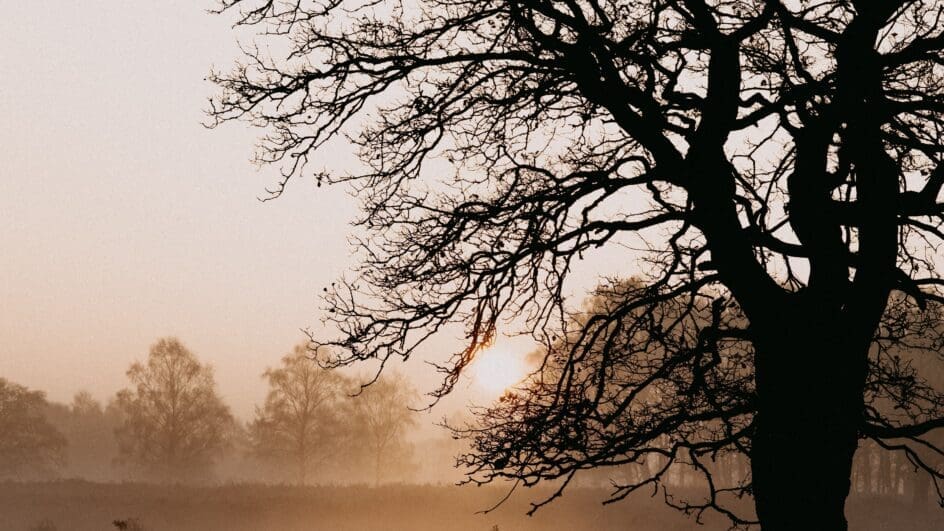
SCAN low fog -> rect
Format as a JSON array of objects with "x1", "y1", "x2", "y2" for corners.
[
  {"x1": 0, "y1": 335, "x2": 940, "y2": 531},
  {"x1": 5, "y1": 1, "x2": 944, "y2": 530}
]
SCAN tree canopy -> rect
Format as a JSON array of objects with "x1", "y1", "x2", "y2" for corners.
[
  {"x1": 211, "y1": 1, "x2": 944, "y2": 528},
  {"x1": 346, "y1": 372, "x2": 418, "y2": 485},
  {"x1": 0, "y1": 378, "x2": 66, "y2": 479},
  {"x1": 457, "y1": 280, "x2": 944, "y2": 522},
  {"x1": 249, "y1": 344, "x2": 347, "y2": 484},
  {"x1": 114, "y1": 338, "x2": 234, "y2": 481}
]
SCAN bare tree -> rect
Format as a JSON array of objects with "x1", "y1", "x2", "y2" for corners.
[
  {"x1": 114, "y1": 337, "x2": 234, "y2": 481},
  {"x1": 0, "y1": 378, "x2": 66, "y2": 479},
  {"x1": 210, "y1": 1, "x2": 944, "y2": 528},
  {"x1": 249, "y1": 344, "x2": 347, "y2": 484},
  {"x1": 458, "y1": 280, "x2": 944, "y2": 521},
  {"x1": 345, "y1": 373, "x2": 418, "y2": 485}
]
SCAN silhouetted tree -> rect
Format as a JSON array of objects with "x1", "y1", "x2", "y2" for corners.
[
  {"x1": 0, "y1": 378, "x2": 66, "y2": 479},
  {"x1": 249, "y1": 344, "x2": 347, "y2": 484},
  {"x1": 468, "y1": 281, "x2": 944, "y2": 514},
  {"x1": 345, "y1": 373, "x2": 418, "y2": 484},
  {"x1": 452, "y1": 279, "x2": 753, "y2": 511},
  {"x1": 114, "y1": 338, "x2": 234, "y2": 481},
  {"x1": 211, "y1": 1, "x2": 944, "y2": 528}
]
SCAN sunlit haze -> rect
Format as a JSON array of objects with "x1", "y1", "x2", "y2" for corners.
[
  {"x1": 0, "y1": 2, "x2": 625, "y2": 422},
  {"x1": 3, "y1": 2, "x2": 941, "y2": 529},
  {"x1": 468, "y1": 338, "x2": 535, "y2": 398},
  {"x1": 0, "y1": 2, "x2": 369, "y2": 419}
]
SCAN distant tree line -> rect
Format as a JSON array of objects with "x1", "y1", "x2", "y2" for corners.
[
  {"x1": 4, "y1": 333, "x2": 939, "y2": 507},
  {"x1": 0, "y1": 338, "x2": 418, "y2": 485},
  {"x1": 574, "y1": 441, "x2": 939, "y2": 508}
]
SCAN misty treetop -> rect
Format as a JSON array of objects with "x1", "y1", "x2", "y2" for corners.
[
  {"x1": 0, "y1": 378, "x2": 66, "y2": 479},
  {"x1": 114, "y1": 338, "x2": 235, "y2": 482},
  {"x1": 248, "y1": 344, "x2": 419, "y2": 485},
  {"x1": 211, "y1": 2, "x2": 944, "y2": 529},
  {"x1": 346, "y1": 371, "x2": 420, "y2": 485},
  {"x1": 0, "y1": 338, "x2": 423, "y2": 487},
  {"x1": 249, "y1": 344, "x2": 348, "y2": 484}
]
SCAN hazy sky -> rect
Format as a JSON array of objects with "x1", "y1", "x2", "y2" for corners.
[
  {"x1": 0, "y1": 1, "x2": 546, "y2": 422},
  {"x1": 0, "y1": 1, "x2": 633, "y2": 422},
  {"x1": 0, "y1": 1, "x2": 362, "y2": 416}
]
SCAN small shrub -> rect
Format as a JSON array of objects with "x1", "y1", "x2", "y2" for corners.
[{"x1": 112, "y1": 518, "x2": 145, "y2": 531}]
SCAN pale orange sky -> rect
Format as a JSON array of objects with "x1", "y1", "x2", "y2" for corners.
[
  {"x1": 0, "y1": 1, "x2": 364, "y2": 417},
  {"x1": 0, "y1": 1, "x2": 634, "y2": 421}
]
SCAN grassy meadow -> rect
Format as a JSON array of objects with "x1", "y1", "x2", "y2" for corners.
[{"x1": 2, "y1": 481, "x2": 941, "y2": 531}]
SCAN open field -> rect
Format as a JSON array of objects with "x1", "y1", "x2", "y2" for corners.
[{"x1": 1, "y1": 481, "x2": 941, "y2": 531}]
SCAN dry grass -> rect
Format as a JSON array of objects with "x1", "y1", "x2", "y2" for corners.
[{"x1": 1, "y1": 480, "x2": 939, "y2": 531}]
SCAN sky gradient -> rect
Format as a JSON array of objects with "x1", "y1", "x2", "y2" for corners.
[
  {"x1": 0, "y1": 1, "x2": 619, "y2": 421},
  {"x1": 0, "y1": 1, "x2": 362, "y2": 416}
]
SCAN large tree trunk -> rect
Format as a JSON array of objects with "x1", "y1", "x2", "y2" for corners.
[{"x1": 750, "y1": 313, "x2": 869, "y2": 530}]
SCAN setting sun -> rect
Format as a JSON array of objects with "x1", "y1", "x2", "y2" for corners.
[{"x1": 468, "y1": 341, "x2": 532, "y2": 397}]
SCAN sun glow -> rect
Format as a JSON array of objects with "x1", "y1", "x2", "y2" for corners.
[{"x1": 469, "y1": 341, "x2": 532, "y2": 397}]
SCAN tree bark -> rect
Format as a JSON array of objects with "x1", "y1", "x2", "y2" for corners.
[{"x1": 750, "y1": 311, "x2": 868, "y2": 530}]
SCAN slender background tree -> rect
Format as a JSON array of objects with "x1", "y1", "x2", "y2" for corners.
[
  {"x1": 210, "y1": 1, "x2": 944, "y2": 528},
  {"x1": 344, "y1": 372, "x2": 418, "y2": 485},
  {"x1": 249, "y1": 344, "x2": 346, "y2": 484}
]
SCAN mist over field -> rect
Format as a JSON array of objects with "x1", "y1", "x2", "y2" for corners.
[
  {"x1": 0, "y1": 347, "x2": 939, "y2": 530},
  {"x1": 2, "y1": 482, "x2": 941, "y2": 531},
  {"x1": 4, "y1": 1, "x2": 944, "y2": 530}
]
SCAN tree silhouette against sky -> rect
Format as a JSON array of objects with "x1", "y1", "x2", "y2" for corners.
[{"x1": 210, "y1": 1, "x2": 944, "y2": 528}]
